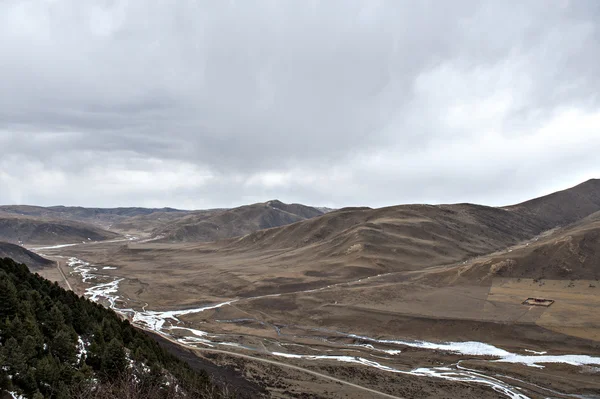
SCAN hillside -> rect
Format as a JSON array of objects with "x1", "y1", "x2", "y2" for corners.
[
  {"x1": 155, "y1": 200, "x2": 324, "y2": 242},
  {"x1": 219, "y1": 180, "x2": 600, "y2": 268},
  {"x1": 0, "y1": 243, "x2": 54, "y2": 270},
  {"x1": 450, "y1": 209, "x2": 600, "y2": 282},
  {"x1": 224, "y1": 203, "x2": 546, "y2": 259},
  {"x1": 0, "y1": 205, "x2": 190, "y2": 231},
  {"x1": 109, "y1": 210, "x2": 217, "y2": 235},
  {"x1": 505, "y1": 178, "x2": 600, "y2": 228},
  {"x1": 0, "y1": 215, "x2": 120, "y2": 246},
  {"x1": 0, "y1": 258, "x2": 230, "y2": 399}
]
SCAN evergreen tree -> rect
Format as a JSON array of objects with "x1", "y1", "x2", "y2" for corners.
[
  {"x1": 0, "y1": 257, "x2": 226, "y2": 399},
  {"x1": 102, "y1": 337, "x2": 127, "y2": 378},
  {"x1": 50, "y1": 327, "x2": 77, "y2": 364},
  {"x1": 0, "y1": 273, "x2": 18, "y2": 318}
]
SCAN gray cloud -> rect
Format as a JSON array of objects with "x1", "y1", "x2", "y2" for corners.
[{"x1": 1, "y1": 0, "x2": 599, "y2": 209}]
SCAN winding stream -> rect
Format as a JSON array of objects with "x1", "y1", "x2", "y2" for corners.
[{"x1": 64, "y1": 257, "x2": 600, "y2": 399}]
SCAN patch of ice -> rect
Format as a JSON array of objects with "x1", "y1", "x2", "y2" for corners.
[
  {"x1": 32, "y1": 243, "x2": 80, "y2": 250},
  {"x1": 169, "y1": 326, "x2": 209, "y2": 337},
  {"x1": 102, "y1": 266, "x2": 117, "y2": 270},
  {"x1": 496, "y1": 354, "x2": 600, "y2": 368},
  {"x1": 349, "y1": 343, "x2": 401, "y2": 355},
  {"x1": 347, "y1": 333, "x2": 511, "y2": 357},
  {"x1": 523, "y1": 349, "x2": 547, "y2": 355}
]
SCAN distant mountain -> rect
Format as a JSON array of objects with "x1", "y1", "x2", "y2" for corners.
[
  {"x1": 0, "y1": 258, "x2": 228, "y2": 399},
  {"x1": 0, "y1": 242, "x2": 54, "y2": 270},
  {"x1": 204, "y1": 179, "x2": 600, "y2": 289},
  {"x1": 0, "y1": 205, "x2": 189, "y2": 230},
  {"x1": 109, "y1": 209, "x2": 215, "y2": 234},
  {"x1": 0, "y1": 214, "x2": 119, "y2": 245},
  {"x1": 222, "y1": 203, "x2": 547, "y2": 270},
  {"x1": 155, "y1": 200, "x2": 325, "y2": 242}
]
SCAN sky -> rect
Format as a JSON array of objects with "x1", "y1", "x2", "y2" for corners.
[{"x1": 1, "y1": 0, "x2": 599, "y2": 209}]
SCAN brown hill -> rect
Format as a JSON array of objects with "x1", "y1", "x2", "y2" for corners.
[
  {"x1": 174, "y1": 179, "x2": 600, "y2": 295},
  {"x1": 225, "y1": 179, "x2": 600, "y2": 258},
  {"x1": 155, "y1": 200, "x2": 324, "y2": 242},
  {"x1": 0, "y1": 242, "x2": 55, "y2": 270},
  {"x1": 0, "y1": 214, "x2": 120, "y2": 245},
  {"x1": 505, "y1": 178, "x2": 600, "y2": 228},
  {"x1": 109, "y1": 209, "x2": 215, "y2": 234},
  {"x1": 218, "y1": 203, "x2": 548, "y2": 274},
  {"x1": 449, "y1": 210, "x2": 600, "y2": 283},
  {"x1": 0, "y1": 205, "x2": 190, "y2": 230}
]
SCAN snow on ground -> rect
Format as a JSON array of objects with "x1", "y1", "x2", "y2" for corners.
[
  {"x1": 346, "y1": 333, "x2": 511, "y2": 357},
  {"x1": 496, "y1": 354, "x2": 600, "y2": 368},
  {"x1": 31, "y1": 243, "x2": 80, "y2": 250},
  {"x1": 77, "y1": 336, "x2": 88, "y2": 362},
  {"x1": 344, "y1": 332, "x2": 600, "y2": 368},
  {"x1": 523, "y1": 349, "x2": 547, "y2": 355}
]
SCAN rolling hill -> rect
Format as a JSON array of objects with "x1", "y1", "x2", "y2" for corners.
[
  {"x1": 450, "y1": 209, "x2": 600, "y2": 282},
  {"x1": 0, "y1": 242, "x2": 55, "y2": 270},
  {"x1": 221, "y1": 180, "x2": 600, "y2": 266},
  {"x1": 0, "y1": 205, "x2": 190, "y2": 230},
  {"x1": 505, "y1": 178, "x2": 600, "y2": 228},
  {"x1": 0, "y1": 214, "x2": 120, "y2": 246},
  {"x1": 154, "y1": 200, "x2": 325, "y2": 242}
]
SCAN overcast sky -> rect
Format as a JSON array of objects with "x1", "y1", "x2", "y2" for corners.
[{"x1": 1, "y1": 0, "x2": 599, "y2": 209}]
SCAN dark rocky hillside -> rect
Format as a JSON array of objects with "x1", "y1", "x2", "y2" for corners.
[
  {"x1": 0, "y1": 243, "x2": 54, "y2": 270},
  {"x1": 0, "y1": 216, "x2": 119, "y2": 246}
]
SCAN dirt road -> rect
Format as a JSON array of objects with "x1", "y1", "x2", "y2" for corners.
[
  {"x1": 55, "y1": 260, "x2": 73, "y2": 291},
  {"x1": 160, "y1": 334, "x2": 405, "y2": 399}
]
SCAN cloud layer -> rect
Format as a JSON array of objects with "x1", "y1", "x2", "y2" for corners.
[{"x1": 1, "y1": 0, "x2": 599, "y2": 208}]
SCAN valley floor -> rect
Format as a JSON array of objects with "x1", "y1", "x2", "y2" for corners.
[{"x1": 32, "y1": 235, "x2": 600, "y2": 399}]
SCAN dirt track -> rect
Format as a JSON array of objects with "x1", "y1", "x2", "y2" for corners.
[{"x1": 149, "y1": 331, "x2": 405, "y2": 399}]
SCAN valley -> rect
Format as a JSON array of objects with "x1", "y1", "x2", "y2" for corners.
[
  {"x1": 8, "y1": 175, "x2": 594, "y2": 381},
  {"x1": 14, "y1": 180, "x2": 600, "y2": 398}
]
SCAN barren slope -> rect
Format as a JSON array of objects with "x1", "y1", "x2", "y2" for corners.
[
  {"x1": 155, "y1": 200, "x2": 324, "y2": 242},
  {"x1": 0, "y1": 205, "x2": 190, "y2": 230},
  {"x1": 448, "y1": 210, "x2": 600, "y2": 283},
  {"x1": 505, "y1": 178, "x2": 600, "y2": 228},
  {"x1": 0, "y1": 214, "x2": 120, "y2": 245},
  {"x1": 0, "y1": 242, "x2": 55, "y2": 269}
]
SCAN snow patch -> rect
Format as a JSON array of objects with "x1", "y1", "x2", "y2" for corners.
[{"x1": 77, "y1": 336, "x2": 88, "y2": 361}]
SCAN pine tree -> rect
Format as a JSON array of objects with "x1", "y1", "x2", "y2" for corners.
[
  {"x1": 0, "y1": 273, "x2": 18, "y2": 318},
  {"x1": 50, "y1": 327, "x2": 77, "y2": 364},
  {"x1": 5, "y1": 337, "x2": 27, "y2": 376},
  {"x1": 102, "y1": 337, "x2": 127, "y2": 379},
  {"x1": 47, "y1": 305, "x2": 66, "y2": 336},
  {"x1": 21, "y1": 335, "x2": 40, "y2": 366}
]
